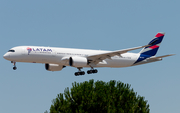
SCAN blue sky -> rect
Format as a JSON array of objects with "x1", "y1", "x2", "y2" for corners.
[{"x1": 0, "y1": 0, "x2": 179, "y2": 112}]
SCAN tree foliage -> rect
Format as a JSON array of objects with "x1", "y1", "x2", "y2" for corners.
[{"x1": 50, "y1": 79, "x2": 149, "y2": 113}]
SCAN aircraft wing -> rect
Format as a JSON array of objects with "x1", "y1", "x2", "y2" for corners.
[
  {"x1": 147, "y1": 54, "x2": 175, "y2": 61},
  {"x1": 87, "y1": 45, "x2": 149, "y2": 64}
]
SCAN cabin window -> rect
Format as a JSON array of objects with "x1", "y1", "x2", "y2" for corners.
[{"x1": 8, "y1": 50, "x2": 15, "y2": 52}]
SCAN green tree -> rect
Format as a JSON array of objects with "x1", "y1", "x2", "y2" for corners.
[{"x1": 50, "y1": 79, "x2": 149, "y2": 113}]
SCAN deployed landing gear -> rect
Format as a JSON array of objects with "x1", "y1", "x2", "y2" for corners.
[
  {"x1": 75, "y1": 71, "x2": 85, "y2": 76},
  {"x1": 87, "y1": 67, "x2": 98, "y2": 74},
  {"x1": 11, "y1": 61, "x2": 17, "y2": 70},
  {"x1": 87, "y1": 69, "x2": 98, "y2": 74},
  {"x1": 75, "y1": 68, "x2": 85, "y2": 76},
  {"x1": 74, "y1": 67, "x2": 98, "y2": 76},
  {"x1": 13, "y1": 67, "x2": 17, "y2": 70}
]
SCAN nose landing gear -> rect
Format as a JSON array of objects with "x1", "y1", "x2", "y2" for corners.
[{"x1": 11, "y1": 61, "x2": 17, "y2": 70}]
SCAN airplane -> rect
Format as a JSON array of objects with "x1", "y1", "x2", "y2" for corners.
[{"x1": 3, "y1": 32, "x2": 174, "y2": 76}]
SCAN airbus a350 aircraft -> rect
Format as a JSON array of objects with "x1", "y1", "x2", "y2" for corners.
[{"x1": 3, "y1": 32, "x2": 174, "y2": 76}]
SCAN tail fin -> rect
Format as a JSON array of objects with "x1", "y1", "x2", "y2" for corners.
[{"x1": 139, "y1": 32, "x2": 165, "y2": 56}]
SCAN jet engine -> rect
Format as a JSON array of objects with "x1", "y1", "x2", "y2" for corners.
[
  {"x1": 45, "y1": 64, "x2": 64, "y2": 71},
  {"x1": 69, "y1": 56, "x2": 88, "y2": 67}
]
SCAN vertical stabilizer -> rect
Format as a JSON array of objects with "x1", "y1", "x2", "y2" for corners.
[{"x1": 139, "y1": 32, "x2": 165, "y2": 56}]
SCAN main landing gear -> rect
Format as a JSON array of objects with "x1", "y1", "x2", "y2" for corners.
[
  {"x1": 75, "y1": 68, "x2": 85, "y2": 76},
  {"x1": 87, "y1": 68, "x2": 98, "y2": 74},
  {"x1": 11, "y1": 61, "x2": 17, "y2": 70},
  {"x1": 74, "y1": 67, "x2": 98, "y2": 76}
]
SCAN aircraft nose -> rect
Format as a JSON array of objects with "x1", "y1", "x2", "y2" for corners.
[{"x1": 3, "y1": 53, "x2": 10, "y2": 60}]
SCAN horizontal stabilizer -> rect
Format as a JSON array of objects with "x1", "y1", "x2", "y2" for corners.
[
  {"x1": 133, "y1": 54, "x2": 175, "y2": 66},
  {"x1": 147, "y1": 54, "x2": 175, "y2": 61}
]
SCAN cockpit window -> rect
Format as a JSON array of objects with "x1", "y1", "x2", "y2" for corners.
[{"x1": 8, "y1": 50, "x2": 15, "y2": 52}]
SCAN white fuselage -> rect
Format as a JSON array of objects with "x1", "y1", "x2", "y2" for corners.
[
  {"x1": 3, "y1": 32, "x2": 172, "y2": 75},
  {"x1": 3, "y1": 46, "x2": 140, "y2": 68}
]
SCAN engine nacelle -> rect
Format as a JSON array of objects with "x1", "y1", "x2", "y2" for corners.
[
  {"x1": 45, "y1": 64, "x2": 64, "y2": 71},
  {"x1": 69, "y1": 56, "x2": 88, "y2": 67}
]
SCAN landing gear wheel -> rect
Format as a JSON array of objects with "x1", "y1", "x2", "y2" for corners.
[
  {"x1": 87, "y1": 70, "x2": 91, "y2": 74},
  {"x1": 13, "y1": 67, "x2": 17, "y2": 70},
  {"x1": 87, "y1": 69, "x2": 98, "y2": 74},
  {"x1": 75, "y1": 72, "x2": 80, "y2": 76},
  {"x1": 75, "y1": 71, "x2": 85, "y2": 76},
  {"x1": 75, "y1": 68, "x2": 85, "y2": 76},
  {"x1": 80, "y1": 71, "x2": 85, "y2": 75},
  {"x1": 94, "y1": 69, "x2": 98, "y2": 73},
  {"x1": 87, "y1": 70, "x2": 93, "y2": 74}
]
